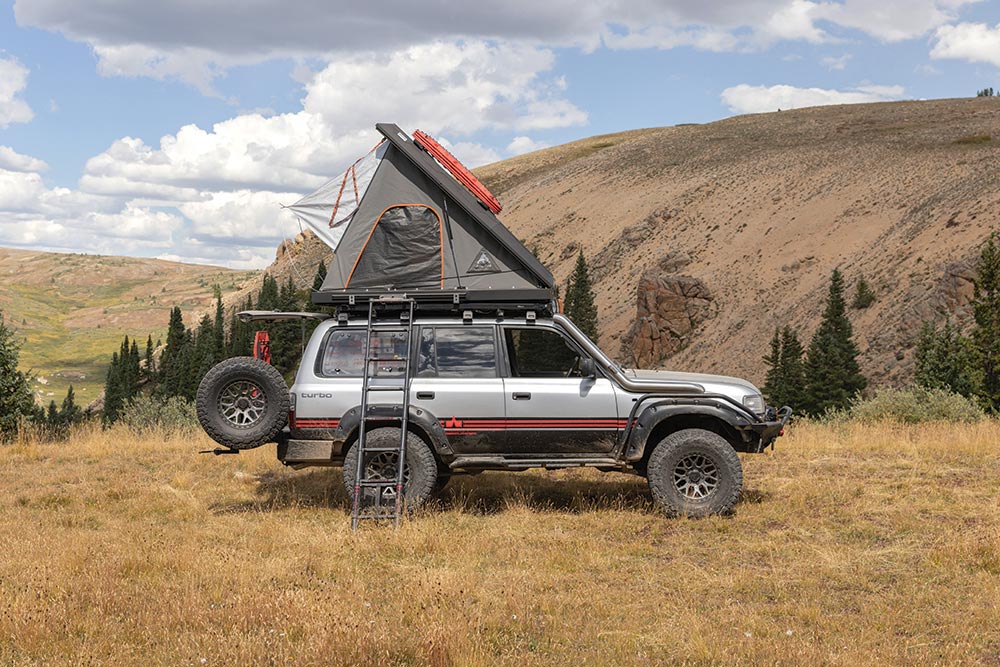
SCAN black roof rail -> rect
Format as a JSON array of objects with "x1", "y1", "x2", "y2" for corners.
[{"x1": 311, "y1": 288, "x2": 557, "y2": 317}]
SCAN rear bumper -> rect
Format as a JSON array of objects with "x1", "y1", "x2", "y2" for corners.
[{"x1": 749, "y1": 406, "x2": 792, "y2": 449}]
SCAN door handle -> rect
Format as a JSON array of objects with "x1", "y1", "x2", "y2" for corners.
[
  {"x1": 416, "y1": 391, "x2": 435, "y2": 400},
  {"x1": 512, "y1": 392, "x2": 531, "y2": 400}
]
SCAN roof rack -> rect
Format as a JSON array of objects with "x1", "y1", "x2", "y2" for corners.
[{"x1": 311, "y1": 288, "x2": 557, "y2": 317}]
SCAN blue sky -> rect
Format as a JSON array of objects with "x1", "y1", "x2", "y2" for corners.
[{"x1": 1, "y1": 0, "x2": 999, "y2": 268}]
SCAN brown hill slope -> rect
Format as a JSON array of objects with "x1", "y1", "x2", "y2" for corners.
[
  {"x1": 227, "y1": 98, "x2": 998, "y2": 389},
  {"x1": 475, "y1": 98, "x2": 999, "y2": 387}
]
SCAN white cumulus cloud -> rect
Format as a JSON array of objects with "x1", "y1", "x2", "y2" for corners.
[
  {"x1": 81, "y1": 40, "x2": 585, "y2": 201},
  {"x1": 721, "y1": 83, "x2": 906, "y2": 113},
  {"x1": 932, "y1": 22, "x2": 1000, "y2": 68},
  {"x1": 0, "y1": 145, "x2": 48, "y2": 172},
  {"x1": 0, "y1": 57, "x2": 34, "y2": 127},
  {"x1": 15, "y1": 0, "x2": 979, "y2": 91},
  {"x1": 506, "y1": 136, "x2": 550, "y2": 155}
]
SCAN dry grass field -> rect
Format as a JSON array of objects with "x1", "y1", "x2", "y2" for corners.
[{"x1": 1, "y1": 421, "x2": 998, "y2": 666}]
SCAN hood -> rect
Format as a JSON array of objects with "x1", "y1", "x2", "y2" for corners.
[{"x1": 625, "y1": 368, "x2": 761, "y2": 397}]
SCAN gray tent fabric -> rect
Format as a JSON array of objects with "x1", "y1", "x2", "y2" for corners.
[
  {"x1": 348, "y1": 205, "x2": 443, "y2": 289},
  {"x1": 286, "y1": 124, "x2": 554, "y2": 293}
]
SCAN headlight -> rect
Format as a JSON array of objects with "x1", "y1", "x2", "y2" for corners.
[{"x1": 742, "y1": 394, "x2": 765, "y2": 415}]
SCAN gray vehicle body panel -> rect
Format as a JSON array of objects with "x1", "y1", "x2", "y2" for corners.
[{"x1": 282, "y1": 313, "x2": 785, "y2": 470}]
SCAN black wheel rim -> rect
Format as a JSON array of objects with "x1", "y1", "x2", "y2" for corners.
[
  {"x1": 673, "y1": 453, "x2": 719, "y2": 500},
  {"x1": 363, "y1": 452, "x2": 410, "y2": 496},
  {"x1": 218, "y1": 380, "x2": 267, "y2": 428}
]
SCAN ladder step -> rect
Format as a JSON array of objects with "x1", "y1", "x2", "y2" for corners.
[
  {"x1": 367, "y1": 356, "x2": 408, "y2": 362},
  {"x1": 355, "y1": 514, "x2": 399, "y2": 520},
  {"x1": 359, "y1": 480, "x2": 401, "y2": 487},
  {"x1": 366, "y1": 385, "x2": 405, "y2": 392},
  {"x1": 361, "y1": 446, "x2": 404, "y2": 453}
]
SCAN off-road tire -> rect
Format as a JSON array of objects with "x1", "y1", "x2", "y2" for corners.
[
  {"x1": 196, "y1": 357, "x2": 289, "y2": 449},
  {"x1": 646, "y1": 428, "x2": 743, "y2": 517},
  {"x1": 342, "y1": 428, "x2": 438, "y2": 508}
]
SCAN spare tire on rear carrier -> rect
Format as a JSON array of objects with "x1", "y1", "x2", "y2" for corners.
[{"x1": 196, "y1": 357, "x2": 290, "y2": 450}]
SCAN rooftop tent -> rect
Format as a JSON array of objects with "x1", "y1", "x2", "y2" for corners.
[{"x1": 286, "y1": 124, "x2": 554, "y2": 299}]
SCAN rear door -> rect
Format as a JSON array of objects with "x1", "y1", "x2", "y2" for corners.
[
  {"x1": 500, "y1": 326, "x2": 620, "y2": 456},
  {"x1": 410, "y1": 325, "x2": 506, "y2": 454}
]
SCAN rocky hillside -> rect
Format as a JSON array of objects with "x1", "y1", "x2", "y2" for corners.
[{"x1": 474, "y1": 98, "x2": 999, "y2": 388}]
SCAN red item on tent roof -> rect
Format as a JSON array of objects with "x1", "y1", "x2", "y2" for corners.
[{"x1": 413, "y1": 130, "x2": 502, "y2": 214}]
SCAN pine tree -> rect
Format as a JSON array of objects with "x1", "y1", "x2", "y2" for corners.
[
  {"x1": 802, "y1": 269, "x2": 868, "y2": 416},
  {"x1": 194, "y1": 313, "x2": 218, "y2": 384},
  {"x1": 143, "y1": 335, "x2": 155, "y2": 382},
  {"x1": 779, "y1": 326, "x2": 807, "y2": 409},
  {"x1": 228, "y1": 295, "x2": 254, "y2": 357},
  {"x1": 59, "y1": 385, "x2": 81, "y2": 427},
  {"x1": 159, "y1": 307, "x2": 189, "y2": 398},
  {"x1": 852, "y1": 275, "x2": 876, "y2": 309},
  {"x1": 312, "y1": 261, "x2": 328, "y2": 292},
  {"x1": 971, "y1": 234, "x2": 1000, "y2": 411},
  {"x1": 270, "y1": 276, "x2": 302, "y2": 373},
  {"x1": 761, "y1": 326, "x2": 807, "y2": 409},
  {"x1": 762, "y1": 328, "x2": 782, "y2": 404},
  {"x1": 102, "y1": 351, "x2": 123, "y2": 425},
  {"x1": 257, "y1": 274, "x2": 279, "y2": 310},
  {"x1": 0, "y1": 312, "x2": 37, "y2": 440},
  {"x1": 915, "y1": 319, "x2": 977, "y2": 397},
  {"x1": 564, "y1": 250, "x2": 599, "y2": 341},
  {"x1": 213, "y1": 292, "x2": 226, "y2": 362}
]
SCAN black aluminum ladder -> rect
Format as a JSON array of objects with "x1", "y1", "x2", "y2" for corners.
[{"x1": 350, "y1": 296, "x2": 416, "y2": 529}]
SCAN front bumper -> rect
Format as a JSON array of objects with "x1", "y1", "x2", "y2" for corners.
[{"x1": 749, "y1": 406, "x2": 792, "y2": 450}]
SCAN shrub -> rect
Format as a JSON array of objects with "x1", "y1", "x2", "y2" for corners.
[
  {"x1": 118, "y1": 395, "x2": 199, "y2": 435},
  {"x1": 835, "y1": 387, "x2": 986, "y2": 424}
]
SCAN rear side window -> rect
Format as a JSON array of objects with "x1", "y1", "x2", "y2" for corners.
[
  {"x1": 315, "y1": 329, "x2": 408, "y2": 377},
  {"x1": 416, "y1": 327, "x2": 497, "y2": 378}
]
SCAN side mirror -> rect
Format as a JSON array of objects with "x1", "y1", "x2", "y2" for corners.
[{"x1": 579, "y1": 357, "x2": 596, "y2": 378}]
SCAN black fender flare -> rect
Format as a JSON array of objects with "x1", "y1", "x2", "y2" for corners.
[
  {"x1": 333, "y1": 404, "x2": 453, "y2": 458},
  {"x1": 623, "y1": 400, "x2": 757, "y2": 461}
]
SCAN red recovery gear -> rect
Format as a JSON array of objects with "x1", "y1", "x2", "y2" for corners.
[
  {"x1": 413, "y1": 130, "x2": 503, "y2": 214},
  {"x1": 253, "y1": 331, "x2": 271, "y2": 364}
]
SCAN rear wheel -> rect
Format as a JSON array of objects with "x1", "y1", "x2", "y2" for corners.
[
  {"x1": 196, "y1": 357, "x2": 289, "y2": 449},
  {"x1": 342, "y1": 428, "x2": 438, "y2": 508},
  {"x1": 646, "y1": 428, "x2": 743, "y2": 517}
]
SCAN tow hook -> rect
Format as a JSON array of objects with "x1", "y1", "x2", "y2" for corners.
[{"x1": 198, "y1": 448, "x2": 241, "y2": 455}]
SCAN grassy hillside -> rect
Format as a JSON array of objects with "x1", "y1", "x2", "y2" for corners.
[
  {"x1": 2, "y1": 422, "x2": 997, "y2": 665},
  {"x1": 0, "y1": 248, "x2": 257, "y2": 403}
]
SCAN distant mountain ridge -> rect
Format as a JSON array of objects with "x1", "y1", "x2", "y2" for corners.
[{"x1": 0, "y1": 248, "x2": 255, "y2": 402}]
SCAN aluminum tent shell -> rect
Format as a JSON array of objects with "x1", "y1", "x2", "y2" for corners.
[{"x1": 286, "y1": 124, "x2": 554, "y2": 296}]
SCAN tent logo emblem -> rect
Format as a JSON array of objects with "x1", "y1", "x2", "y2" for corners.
[
  {"x1": 468, "y1": 249, "x2": 497, "y2": 274},
  {"x1": 444, "y1": 417, "x2": 464, "y2": 428}
]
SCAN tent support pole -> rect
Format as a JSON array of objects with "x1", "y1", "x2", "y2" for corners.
[{"x1": 441, "y1": 197, "x2": 463, "y2": 289}]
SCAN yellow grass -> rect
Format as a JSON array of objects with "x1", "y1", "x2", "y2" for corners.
[{"x1": 2, "y1": 421, "x2": 999, "y2": 666}]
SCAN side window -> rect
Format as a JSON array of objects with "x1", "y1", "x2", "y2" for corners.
[
  {"x1": 315, "y1": 329, "x2": 408, "y2": 377},
  {"x1": 417, "y1": 326, "x2": 497, "y2": 378},
  {"x1": 505, "y1": 328, "x2": 583, "y2": 378}
]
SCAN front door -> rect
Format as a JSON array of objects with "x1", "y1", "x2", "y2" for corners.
[{"x1": 501, "y1": 326, "x2": 620, "y2": 456}]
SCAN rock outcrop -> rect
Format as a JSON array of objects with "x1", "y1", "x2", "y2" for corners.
[{"x1": 620, "y1": 253, "x2": 714, "y2": 367}]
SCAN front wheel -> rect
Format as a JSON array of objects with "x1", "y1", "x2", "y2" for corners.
[{"x1": 646, "y1": 428, "x2": 743, "y2": 517}]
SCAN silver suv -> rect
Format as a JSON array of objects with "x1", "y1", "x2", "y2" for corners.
[{"x1": 197, "y1": 310, "x2": 789, "y2": 517}]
